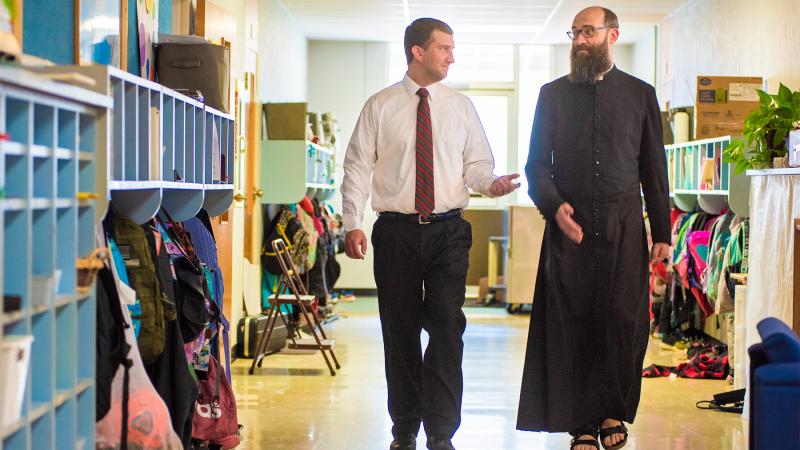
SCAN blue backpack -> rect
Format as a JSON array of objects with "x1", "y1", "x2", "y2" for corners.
[{"x1": 183, "y1": 211, "x2": 232, "y2": 380}]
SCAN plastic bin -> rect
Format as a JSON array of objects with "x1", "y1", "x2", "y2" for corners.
[{"x1": 0, "y1": 335, "x2": 34, "y2": 428}]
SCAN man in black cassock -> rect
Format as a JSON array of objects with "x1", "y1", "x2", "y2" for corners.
[{"x1": 516, "y1": 6, "x2": 671, "y2": 450}]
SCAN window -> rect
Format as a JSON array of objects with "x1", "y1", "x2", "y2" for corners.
[{"x1": 465, "y1": 93, "x2": 510, "y2": 176}]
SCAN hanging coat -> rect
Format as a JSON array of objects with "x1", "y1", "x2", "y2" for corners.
[{"x1": 517, "y1": 66, "x2": 671, "y2": 433}]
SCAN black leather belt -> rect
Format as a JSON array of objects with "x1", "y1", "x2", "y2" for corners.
[{"x1": 378, "y1": 209, "x2": 463, "y2": 224}]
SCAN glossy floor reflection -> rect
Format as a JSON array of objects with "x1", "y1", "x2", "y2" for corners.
[{"x1": 231, "y1": 298, "x2": 746, "y2": 449}]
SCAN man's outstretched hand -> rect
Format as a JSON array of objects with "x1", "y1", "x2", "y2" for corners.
[{"x1": 490, "y1": 174, "x2": 521, "y2": 197}]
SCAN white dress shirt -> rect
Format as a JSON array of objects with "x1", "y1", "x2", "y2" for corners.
[{"x1": 341, "y1": 74, "x2": 497, "y2": 232}]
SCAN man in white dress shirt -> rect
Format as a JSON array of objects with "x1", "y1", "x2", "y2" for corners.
[{"x1": 340, "y1": 18, "x2": 520, "y2": 450}]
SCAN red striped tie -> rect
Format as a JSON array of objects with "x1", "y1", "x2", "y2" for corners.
[{"x1": 415, "y1": 88, "x2": 435, "y2": 218}]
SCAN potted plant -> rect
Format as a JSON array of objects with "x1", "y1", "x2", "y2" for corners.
[{"x1": 723, "y1": 83, "x2": 800, "y2": 174}]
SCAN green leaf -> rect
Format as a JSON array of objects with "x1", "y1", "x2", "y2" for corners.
[
  {"x1": 774, "y1": 128, "x2": 789, "y2": 149},
  {"x1": 733, "y1": 160, "x2": 748, "y2": 175},
  {"x1": 779, "y1": 83, "x2": 793, "y2": 105},
  {"x1": 775, "y1": 107, "x2": 793, "y2": 119},
  {"x1": 757, "y1": 89, "x2": 773, "y2": 105}
]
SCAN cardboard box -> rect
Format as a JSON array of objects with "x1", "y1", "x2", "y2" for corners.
[
  {"x1": 695, "y1": 76, "x2": 763, "y2": 139},
  {"x1": 263, "y1": 102, "x2": 308, "y2": 140}
]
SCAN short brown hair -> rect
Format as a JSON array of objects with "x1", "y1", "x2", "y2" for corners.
[
  {"x1": 404, "y1": 18, "x2": 453, "y2": 64},
  {"x1": 602, "y1": 7, "x2": 619, "y2": 28}
]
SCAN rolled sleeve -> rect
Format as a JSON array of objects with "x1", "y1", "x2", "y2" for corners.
[{"x1": 462, "y1": 98, "x2": 497, "y2": 196}]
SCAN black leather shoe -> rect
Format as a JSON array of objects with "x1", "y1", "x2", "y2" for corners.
[
  {"x1": 390, "y1": 433, "x2": 416, "y2": 450},
  {"x1": 426, "y1": 435, "x2": 455, "y2": 450}
]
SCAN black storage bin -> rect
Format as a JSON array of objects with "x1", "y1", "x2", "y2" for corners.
[{"x1": 156, "y1": 42, "x2": 230, "y2": 112}]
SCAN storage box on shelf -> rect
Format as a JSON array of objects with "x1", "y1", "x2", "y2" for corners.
[
  {"x1": 34, "y1": 65, "x2": 235, "y2": 224},
  {"x1": 664, "y1": 135, "x2": 749, "y2": 216},
  {"x1": 260, "y1": 140, "x2": 336, "y2": 204},
  {"x1": 0, "y1": 65, "x2": 111, "y2": 450}
]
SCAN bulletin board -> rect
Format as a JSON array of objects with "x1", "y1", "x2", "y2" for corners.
[{"x1": 77, "y1": 0, "x2": 121, "y2": 66}]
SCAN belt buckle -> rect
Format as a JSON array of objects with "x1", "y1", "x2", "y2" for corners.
[{"x1": 418, "y1": 214, "x2": 431, "y2": 225}]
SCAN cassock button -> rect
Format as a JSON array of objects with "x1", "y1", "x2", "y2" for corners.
[{"x1": 596, "y1": 161, "x2": 600, "y2": 165}]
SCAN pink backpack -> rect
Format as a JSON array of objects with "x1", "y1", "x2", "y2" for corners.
[{"x1": 687, "y1": 231, "x2": 711, "y2": 274}]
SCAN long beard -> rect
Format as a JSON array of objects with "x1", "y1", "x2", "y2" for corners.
[{"x1": 568, "y1": 38, "x2": 611, "y2": 84}]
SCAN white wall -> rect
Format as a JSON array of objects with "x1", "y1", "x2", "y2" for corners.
[
  {"x1": 308, "y1": 40, "x2": 391, "y2": 289},
  {"x1": 551, "y1": 44, "x2": 570, "y2": 79},
  {"x1": 615, "y1": 45, "x2": 634, "y2": 78},
  {"x1": 658, "y1": 0, "x2": 800, "y2": 107},
  {"x1": 259, "y1": 0, "x2": 308, "y2": 102},
  {"x1": 631, "y1": 26, "x2": 656, "y2": 87}
]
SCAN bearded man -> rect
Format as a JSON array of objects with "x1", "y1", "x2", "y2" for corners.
[{"x1": 516, "y1": 6, "x2": 671, "y2": 450}]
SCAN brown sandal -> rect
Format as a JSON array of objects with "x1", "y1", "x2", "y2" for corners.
[
  {"x1": 570, "y1": 425, "x2": 600, "y2": 450},
  {"x1": 570, "y1": 436, "x2": 600, "y2": 450},
  {"x1": 599, "y1": 422, "x2": 628, "y2": 450}
]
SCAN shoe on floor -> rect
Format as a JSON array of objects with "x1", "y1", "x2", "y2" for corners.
[
  {"x1": 390, "y1": 433, "x2": 416, "y2": 450},
  {"x1": 426, "y1": 435, "x2": 455, "y2": 450}
]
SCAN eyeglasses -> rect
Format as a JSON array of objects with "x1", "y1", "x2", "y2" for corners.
[{"x1": 567, "y1": 26, "x2": 611, "y2": 40}]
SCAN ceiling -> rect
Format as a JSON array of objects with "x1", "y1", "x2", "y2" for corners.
[{"x1": 282, "y1": 0, "x2": 689, "y2": 45}]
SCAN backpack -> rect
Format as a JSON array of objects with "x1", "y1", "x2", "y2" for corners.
[
  {"x1": 262, "y1": 206, "x2": 309, "y2": 275},
  {"x1": 96, "y1": 266, "x2": 133, "y2": 423},
  {"x1": 183, "y1": 213, "x2": 233, "y2": 380},
  {"x1": 154, "y1": 214, "x2": 210, "y2": 345},
  {"x1": 191, "y1": 355, "x2": 240, "y2": 449},
  {"x1": 105, "y1": 205, "x2": 167, "y2": 364}
]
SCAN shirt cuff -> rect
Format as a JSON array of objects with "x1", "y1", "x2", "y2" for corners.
[
  {"x1": 343, "y1": 214, "x2": 362, "y2": 233},
  {"x1": 477, "y1": 175, "x2": 498, "y2": 197}
]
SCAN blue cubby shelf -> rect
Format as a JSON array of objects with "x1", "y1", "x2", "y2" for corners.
[
  {"x1": 663, "y1": 135, "x2": 749, "y2": 217},
  {"x1": 0, "y1": 65, "x2": 111, "y2": 450},
  {"x1": 34, "y1": 65, "x2": 236, "y2": 224}
]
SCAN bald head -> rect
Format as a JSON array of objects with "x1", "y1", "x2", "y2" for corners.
[{"x1": 573, "y1": 6, "x2": 619, "y2": 29}]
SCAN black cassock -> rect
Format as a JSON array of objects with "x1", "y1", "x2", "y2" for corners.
[{"x1": 517, "y1": 67, "x2": 671, "y2": 432}]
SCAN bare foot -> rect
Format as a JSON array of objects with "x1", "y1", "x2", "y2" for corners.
[
  {"x1": 572, "y1": 434, "x2": 599, "y2": 450},
  {"x1": 600, "y1": 419, "x2": 627, "y2": 449}
]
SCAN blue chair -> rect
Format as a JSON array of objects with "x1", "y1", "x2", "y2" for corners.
[{"x1": 748, "y1": 317, "x2": 800, "y2": 450}]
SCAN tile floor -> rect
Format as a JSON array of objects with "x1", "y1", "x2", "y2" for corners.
[{"x1": 231, "y1": 298, "x2": 746, "y2": 450}]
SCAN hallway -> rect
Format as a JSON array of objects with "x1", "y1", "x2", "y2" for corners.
[{"x1": 232, "y1": 299, "x2": 745, "y2": 449}]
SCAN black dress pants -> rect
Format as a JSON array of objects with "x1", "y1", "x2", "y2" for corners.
[{"x1": 372, "y1": 214, "x2": 472, "y2": 439}]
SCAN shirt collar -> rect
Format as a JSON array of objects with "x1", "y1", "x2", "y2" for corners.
[
  {"x1": 402, "y1": 73, "x2": 441, "y2": 101},
  {"x1": 597, "y1": 64, "x2": 616, "y2": 81}
]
